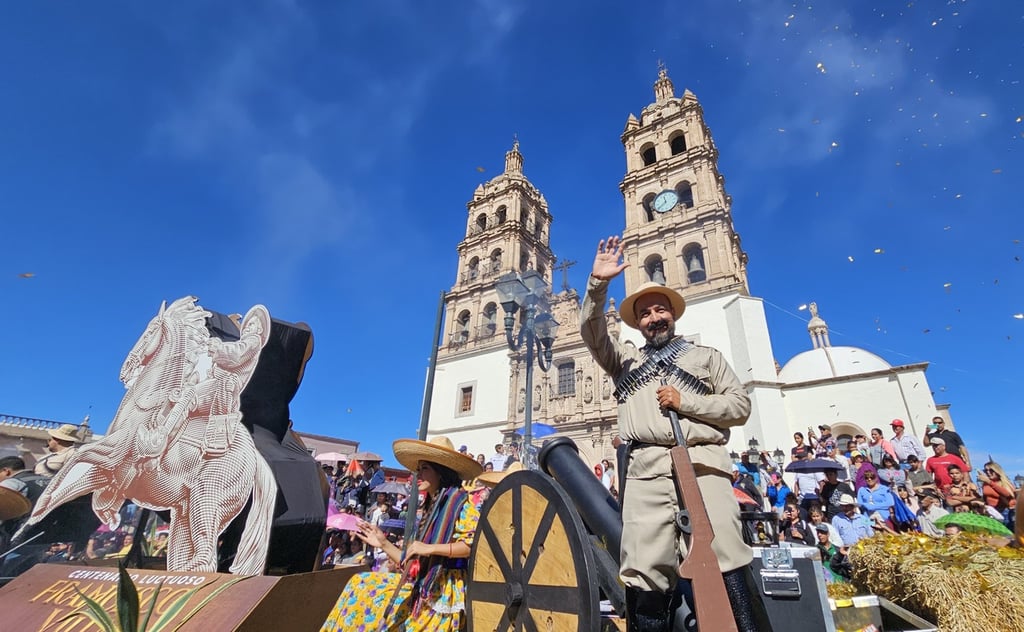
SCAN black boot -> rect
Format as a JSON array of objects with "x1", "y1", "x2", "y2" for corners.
[
  {"x1": 625, "y1": 587, "x2": 673, "y2": 632},
  {"x1": 722, "y1": 567, "x2": 771, "y2": 632}
]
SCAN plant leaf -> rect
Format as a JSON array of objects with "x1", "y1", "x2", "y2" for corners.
[
  {"x1": 169, "y1": 576, "x2": 250, "y2": 632},
  {"x1": 68, "y1": 586, "x2": 120, "y2": 632},
  {"x1": 148, "y1": 585, "x2": 204, "y2": 632},
  {"x1": 118, "y1": 562, "x2": 140, "y2": 632},
  {"x1": 139, "y1": 581, "x2": 164, "y2": 632}
]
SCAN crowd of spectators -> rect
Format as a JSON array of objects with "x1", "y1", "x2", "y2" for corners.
[{"x1": 730, "y1": 417, "x2": 1018, "y2": 584}]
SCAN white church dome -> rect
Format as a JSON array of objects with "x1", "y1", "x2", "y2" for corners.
[{"x1": 778, "y1": 346, "x2": 892, "y2": 383}]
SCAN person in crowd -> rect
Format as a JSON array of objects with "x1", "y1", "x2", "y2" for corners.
[
  {"x1": 808, "y1": 424, "x2": 836, "y2": 458},
  {"x1": 905, "y1": 455, "x2": 934, "y2": 493},
  {"x1": 503, "y1": 444, "x2": 520, "y2": 469},
  {"x1": 766, "y1": 472, "x2": 791, "y2": 516},
  {"x1": 321, "y1": 436, "x2": 482, "y2": 632},
  {"x1": 793, "y1": 466, "x2": 824, "y2": 512},
  {"x1": 475, "y1": 454, "x2": 486, "y2": 469},
  {"x1": 889, "y1": 419, "x2": 926, "y2": 463},
  {"x1": 823, "y1": 442, "x2": 851, "y2": 481},
  {"x1": 877, "y1": 455, "x2": 909, "y2": 491},
  {"x1": 600, "y1": 459, "x2": 616, "y2": 493},
  {"x1": 593, "y1": 462, "x2": 604, "y2": 480},
  {"x1": 808, "y1": 506, "x2": 842, "y2": 547},
  {"x1": 850, "y1": 451, "x2": 877, "y2": 491},
  {"x1": 865, "y1": 427, "x2": 897, "y2": 467},
  {"x1": 819, "y1": 467, "x2": 856, "y2": 520},
  {"x1": 923, "y1": 416, "x2": 971, "y2": 470},
  {"x1": 791, "y1": 432, "x2": 810, "y2": 461},
  {"x1": 944, "y1": 523, "x2": 963, "y2": 538},
  {"x1": 488, "y1": 444, "x2": 506, "y2": 473},
  {"x1": 149, "y1": 531, "x2": 169, "y2": 558},
  {"x1": 340, "y1": 539, "x2": 367, "y2": 566},
  {"x1": 34, "y1": 425, "x2": 81, "y2": 476},
  {"x1": 364, "y1": 459, "x2": 386, "y2": 502},
  {"x1": 925, "y1": 438, "x2": 968, "y2": 493},
  {"x1": 857, "y1": 471, "x2": 895, "y2": 528},
  {"x1": 978, "y1": 460, "x2": 1017, "y2": 527},
  {"x1": 737, "y1": 452, "x2": 762, "y2": 488},
  {"x1": 814, "y1": 524, "x2": 848, "y2": 583},
  {"x1": 581, "y1": 236, "x2": 759, "y2": 631},
  {"x1": 915, "y1": 489, "x2": 948, "y2": 537},
  {"x1": 732, "y1": 464, "x2": 764, "y2": 511},
  {"x1": 943, "y1": 464, "x2": 982, "y2": 512},
  {"x1": 779, "y1": 503, "x2": 815, "y2": 546},
  {"x1": 831, "y1": 494, "x2": 874, "y2": 546},
  {"x1": 896, "y1": 485, "x2": 919, "y2": 515}
]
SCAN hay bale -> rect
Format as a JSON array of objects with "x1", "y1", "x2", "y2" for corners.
[{"x1": 848, "y1": 533, "x2": 1024, "y2": 632}]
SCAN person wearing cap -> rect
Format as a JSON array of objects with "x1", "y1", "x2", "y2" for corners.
[
  {"x1": 830, "y1": 493, "x2": 874, "y2": 546},
  {"x1": 924, "y1": 437, "x2": 968, "y2": 492},
  {"x1": 850, "y1": 450, "x2": 878, "y2": 491},
  {"x1": 915, "y1": 488, "x2": 949, "y2": 537},
  {"x1": 808, "y1": 424, "x2": 836, "y2": 458},
  {"x1": 321, "y1": 436, "x2": 482, "y2": 632},
  {"x1": 922, "y1": 416, "x2": 971, "y2": 470},
  {"x1": 813, "y1": 524, "x2": 846, "y2": 583},
  {"x1": 33, "y1": 424, "x2": 81, "y2": 476},
  {"x1": 581, "y1": 236, "x2": 756, "y2": 631},
  {"x1": 889, "y1": 419, "x2": 926, "y2": 463}
]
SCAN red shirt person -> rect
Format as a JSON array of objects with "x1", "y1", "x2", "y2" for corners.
[{"x1": 924, "y1": 437, "x2": 968, "y2": 492}]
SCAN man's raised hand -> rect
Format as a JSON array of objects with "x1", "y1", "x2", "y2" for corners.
[{"x1": 592, "y1": 235, "x2": 629, "y2": 281}]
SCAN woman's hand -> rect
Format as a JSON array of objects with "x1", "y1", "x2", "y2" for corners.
[
  {"x1": 353, "y1": 520, "x2": 387, "y2": 548},
  {"x1": 404, "y1": 540, "x2": 435, "y2": 559}
]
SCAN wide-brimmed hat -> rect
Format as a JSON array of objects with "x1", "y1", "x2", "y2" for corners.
[
  {"x1": 619, "y1": 282, "x2": 686, "y2": 329},
  {"x1": 393, "y1": 436, "x2": 483, "y2": 481},
  {"x1": 0, "y1": 486, "x2": 31, "y2": 521},
  {"x1": 476, "y1": 462, "x2": 524, "y2": 488},
  {"x1": 838, "y1": 493, "x2": 857, "y2": 506},
  {"x1": 48, "y1": 424, "x2": 81, "y2": 443}
]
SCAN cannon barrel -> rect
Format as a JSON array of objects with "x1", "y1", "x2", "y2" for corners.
[{"x1": 538, "y1": 436, "x2": 622, "y2": 563}]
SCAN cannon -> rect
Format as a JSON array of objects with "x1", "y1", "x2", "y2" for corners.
[{"x1": 465, "y1": 436, "x2": 625, "y2": 631}]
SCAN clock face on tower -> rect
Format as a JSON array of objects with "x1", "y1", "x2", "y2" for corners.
[{"x1": 652, "y1": 190, "x2": 679, "y2": 213}]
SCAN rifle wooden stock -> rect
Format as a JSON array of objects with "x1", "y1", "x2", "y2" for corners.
[{"x1": 669, "y1": 433, "x2": 738, "y2": 632}]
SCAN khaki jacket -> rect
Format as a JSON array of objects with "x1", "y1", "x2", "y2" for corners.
[{"x1": 581, "y1": 277, "x2": 751, "y2": 477}]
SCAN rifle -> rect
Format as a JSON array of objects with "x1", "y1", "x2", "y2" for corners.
[{"x1": 662, "y1": 378, "x2": 738, "y2": 632}]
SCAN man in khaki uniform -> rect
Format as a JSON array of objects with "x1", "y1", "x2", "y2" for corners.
[
  {"x1": 581, "y1": 236, "x2": 759, "y2": 631},
  {"x1": 34, "y1": 424, "x2": 81, "y2": 476}
]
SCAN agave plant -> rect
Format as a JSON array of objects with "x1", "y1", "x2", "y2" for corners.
[{"x1": 58, "y1": 562, "x2": 248, "y2": 632}]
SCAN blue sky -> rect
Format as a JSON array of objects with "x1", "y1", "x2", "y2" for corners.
[{"x1": 2, "y1": 1, "x2": 1022, "y2": 473}]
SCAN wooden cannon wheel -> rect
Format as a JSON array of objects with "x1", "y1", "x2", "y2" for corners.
[{"x1": 467, "y1": 469, "x2": 600, "y2": 631}]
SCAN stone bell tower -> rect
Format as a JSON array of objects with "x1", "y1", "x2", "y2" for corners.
[{"x1": 618, "y1": 65, "x2": 749, "y2": 301}]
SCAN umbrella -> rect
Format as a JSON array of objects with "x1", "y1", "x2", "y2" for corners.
[
  {"x1": 314, "y1": 452, "x2": 348, "y2": 463},
  {"x1": 732, "y1": 486, "x2": 760, "y2": 508},
  {"x1": 351, "y1": 451, "x2": 383, "y2": 462},
  {"x1": 380, "y1": 518, "x2": 406, "y2": 533},
  {"x1": 326, "y1": 512, "x2": 360, "y2": 532},
  {"x1": 345, "y1": 460, "x2": 365, "y2": 477},
  {"x1": 784, "y1": 458, "x2": 845, "y2": 473},
  {"x1": 934, "y1": 513, "x2": 1013, "y2": 537},
  {"x1": 372, "y1": 481, "x2": 411, "y2": 495},
  {"x1": 514, "y1": 423, "x2": 556, "y2": 439}
]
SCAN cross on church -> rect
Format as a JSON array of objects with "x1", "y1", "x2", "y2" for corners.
[{"x1": 554, "y1": 258, "x2": 576, "y2": 292}]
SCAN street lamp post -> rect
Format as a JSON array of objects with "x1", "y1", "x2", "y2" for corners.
[{"x1": 495, "y1": 270, "x2": 559, "y2": 463}]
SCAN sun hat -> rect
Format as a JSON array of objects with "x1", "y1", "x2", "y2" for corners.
[
  {"x1": 890, "y1": 419, "x2": 905, "y2": 428},
  {"x1": 476, "y1": 462, "x2": 524, "y2": 488},
  {"x1": 618, "y1": 282, "x2": 686, "y2": 329},
  {"x1": 929, "y1": 437, "x2": 946, "y2": 446},
  {"x1": 838, "y1": 493, "x2": 857, "y2": 506},
  {"x1": 0, "y1": 486, "x2": 32, "y2": 521},
  {"x1": 393, "y1": 436, "x2": 483, "y2": 481},
  {"x1": 48, "y1": 424, "x2": 81, "y2": 443}
]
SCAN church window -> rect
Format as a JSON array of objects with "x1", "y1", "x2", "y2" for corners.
[
  {"x1": 489, "y1": 248, "x2": 503, "y2": 274},
  {"x1": 520, "y1": 206, "x2": 529, "y2": 224},
  {"x1": 644, "y1": 255, "x2": 666, "y2": 285},
  {"x1": 482, "y1": 302, "x2": 497, "y2": 337},
  {"x1": 456, "y1": 310, "x2": 471, "y2": 344},
  {"x1": 467, "y1": 257, "x2": 479, "y2": 281},
  {"x1": 682, "y1": 244, "x2": 706, "y2": 284},
  {"x1": 669, "y1": 132, "x2": 687, "y2": 155},
  {"x1": 457, "y1": 383, "x2": 475, "y2": 416},
  {"x1": 475, "y1": 213, "x2": 487, "y2": 233},
  {"x1": 537, "y1": 263, "x2": 545, "y2": 278},
  {"x1": 557, "y1": 361, "x2": 576, "y2": 396},
  {"x1": 642, "y1": 193, "x2": 656, "y2": 222},
  {"x1": 676, "y1": 182, "x2": 694, "y2": 208},
  {"x1": 640, "y1": 143, "x2": 657, "y2": 166},
  {"x1": 496, "y1": 205, "x2": 507, "y2": 224},
  {"x1": 520, "y1": 253, "x2": 529, "y2": 272}
]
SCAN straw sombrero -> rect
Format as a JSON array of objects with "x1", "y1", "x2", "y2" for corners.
[
  {"x1": 48, "y1": 424, "x2": 81, "y2": 443},
  {"x1": 393, "y1": 436, "x2": 483, "y2": 481},
  {"x1": 476, "y1": 462, "x2": 524, "y2": 488},
  {"x1": 619, "y1": 282, "x2": 686, "y2": 329},
  {"x1": 0, "y1": 486, "x2": 32, "y2": 521}
]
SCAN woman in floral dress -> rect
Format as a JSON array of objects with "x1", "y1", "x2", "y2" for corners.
[{"x1": 321, "y1": 436, "x2": 483, "y2": 632}]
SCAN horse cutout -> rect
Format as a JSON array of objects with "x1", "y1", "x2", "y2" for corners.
[{"x1": 15, "y1": 296, "x2": 278, "y2": 576}]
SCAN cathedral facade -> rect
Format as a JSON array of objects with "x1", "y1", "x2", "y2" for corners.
[{"x1": 427, "y1": 70, "x2": 950, "y2": 470}]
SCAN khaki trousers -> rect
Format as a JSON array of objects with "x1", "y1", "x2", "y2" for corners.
[{"x1": 620, "y1": 467, "x2": 752, "y2": 592}]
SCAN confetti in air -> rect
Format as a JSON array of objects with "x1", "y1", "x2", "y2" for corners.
[
  {"x1": 874, "y1": 248, "x2": 885, "y2": 254},
  {"x1": 798, "y1": 304, "x2": 808, "y2": 311},
  {"x1": 475, "y1": 166, "x2": 486, "y2": 173},
  {"x1": 18, "y1": 273, "x2": 35, "y2": 278},
  {"x1": 848, "y1": 256, "x2": 855, "y2": 262},
  {"x1": 1014, "y1": 314, "x2": 1024, "y2": 320},
  {"x1": 816, "y1": 62, "x2": 827, "y2": 74}
]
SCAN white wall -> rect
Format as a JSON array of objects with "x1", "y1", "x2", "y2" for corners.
[{"x1": 427, "y1": 346, "x2": 513, "y2": 456}]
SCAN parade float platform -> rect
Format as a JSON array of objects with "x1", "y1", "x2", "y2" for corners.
[{"x1": 0, "y1": 563, "x2": 361, "y2": 631}]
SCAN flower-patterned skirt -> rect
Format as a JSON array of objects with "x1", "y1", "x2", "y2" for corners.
[{"x1": 320, "y1": 570, "x2": 466, "y2": 632}]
